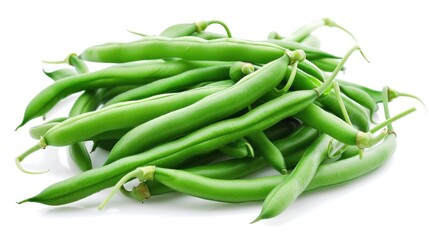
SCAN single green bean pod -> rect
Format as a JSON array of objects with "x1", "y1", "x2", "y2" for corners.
[
  {"x1": 253, "y1": 134, "x2": 331, "y2": 222},
  {"x1": 247, "y1": 131, "x2": 286, "y2": 174},
  {"x1": 105, "y1": 64, "x2": 232, "y2": 106},
  {"x1": 79, "y1": 36, "x2": 290, "y2": 64}
]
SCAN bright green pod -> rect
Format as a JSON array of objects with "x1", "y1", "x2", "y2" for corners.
[
  {"x1": 17, "y1": 60, "x2": 220, "y2": 128},
  {"x1": 41, "y1": 85, "x2": 230, "y2": 146},
  {"x1": 160, "y1": 20, "x2": 232, "y2": 38},
  {"x1": 105, "y1": 64, "x2": 231, "y2": 106}
]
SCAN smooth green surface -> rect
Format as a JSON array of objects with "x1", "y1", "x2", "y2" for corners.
[
  {"x1": 43, "y1": 86, "x2": 229, "y2": 146},
  {"x1": 106, "y1": 54, "x2": 292, "y2": 163}
]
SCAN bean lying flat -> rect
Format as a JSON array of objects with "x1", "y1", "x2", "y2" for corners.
[
  {"x1": 17, "y1": 60, "x2": 219, "y2": 128},
  {"x1": 105, "y1": 64, "x2": 231, "y2": 105},
  {"x1": 41, "y1": 85, "x2": 230, "y2": 147}
]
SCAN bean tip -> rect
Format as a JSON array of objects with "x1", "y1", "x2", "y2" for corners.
[{"x1": 250, "y1": 215, "x2": 262, "y2": 224}]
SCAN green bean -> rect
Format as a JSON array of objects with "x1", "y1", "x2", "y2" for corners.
[
  {"x1": 229, "y1": 62, "x2": 255, "y2": 81},
  {"x1": 252, "y1": 134, "x2": 331, "y2": 222},
  {"x1": 338, "y1": 80, "x2": 425, "y2": 108},
  {"x1": 97, "y1": 139, "x2": 118, "y2": 152},
  {"x1": 105, "y1": 52, "x2": 303, "y2": 164},
  {"x1": 247, "y1": 131, "x2": 286, "y2": 174},
  {"x1": 43, "y1": 68, "x2": 77, "y2": 81},
  {"x1": 79, "y1": 36, "x2": 286, "y2": 63},
  {"x1": 267, "y1": 31, "x2": 283, "y2": 40},
  {"x1": 68, "y1": 91, "x2": 97, "y2": 171},
  {"x1": 29, "y1": 117, "x2": 67, "y2": 139},
  {"x1": 192, "y1": 31, "x2": 227, "y2": 40},
  {"x1": 266, "y1": 39, "x2": 339, "y2": 60},
  {"x1": 284, "y1": 67, "x2": 369, "y2": 131},
  {"x1": 41, "y1": 85, "x2": 231, "y2": 147},
  {"x1": 17, "y1": 59, "x2": 219, "y2": 129},
  {"x1": 295, "y1": 103, "x2": 380, "y2": 147},
  {"x1": 98, "y1": 133, "x2": 396, "y2": 210},
  {"x1": 300, "y1": 35, "x2": 321, "y2": 48},
  {"x1": 160, "y1": 20, "x2": 232, "y2": 38},
  {"x1": 338, "y1": 80, "x2": 382, "y2": 102},
  {"x1": 46, "y1": 54, "x2": 95, "y2": 171},
  {"x1": 90, "y1": 128, "x2": 129, "y2": 141},
  {"x1": 297, "y1": 60, "x2": 325, "y2": 81},
  {"x1": 264, "y1": 118, "x2": 301, "y2": 141},
  {"x1": 284, "y1": 18, "x2": 357, "y2": 43},
  {"x1": 142, "y1": 149, "x2": 307, "y2": 196},
  {"x1": 339, "y1": 84, "x2": 379, "y2": 120},
  {"x1": 311, "y1": 58, "x2": 341, "y2": 72},
  {"x1": 218, "y1": 138, "x2": 254, "y2": 159},
  {"x1": 105, "y1": 64, "x2": 231, "y2": 106},
  {"x1": 16, "y1": 85, "x2": 234, "y2": 173}
]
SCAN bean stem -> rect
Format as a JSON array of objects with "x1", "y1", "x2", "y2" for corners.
[
  {"x1": 332, "y1": 81, "x2": 352, "y2": 125},
  {"x1": 98, "y1": 166, "x2": 155, "y2": 210},
  {"x1": 15, "y1": 143, "x2": 47, "y2": 174}
]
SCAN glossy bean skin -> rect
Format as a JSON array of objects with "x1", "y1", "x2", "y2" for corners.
[
  {"x1": 287, "y1": 68, "x2": 370, "y2": 131},
  {"x1": 22, "y1": 87, "x2": 320, "y2": 206},
  {"x1": 266, "y1": 39, "x2": 339, "y2": 60},
  {"x1": 90, "y1": 128, "x2": 129, "y2": 141},
  {"x1": 247, "y1": 131, "x2": 286, "y2": 173},
  {"x1": 254, "y1": 134, "x2": 331, "y2": 221},
  {"x1": 105, "y1": 65, "x2": 231, "y2": 105},
  {"x1": 130, "y1": 134, "x2": 396, "y2": 204},
  {"x1": 340, "y1": 84, "x2": 378, "y2": 116},
  {"x1": 294, "y1": 104, "x2": 361, "y2": 145},
  {"x1": 68, "y1": 91, "x2": 98, "y2": 171},
  {"x1": 105, "y1": 54, "x2": 292, "y2": 164},
  {"x1": 297, "y1": 60, "x2": 325, "y2": 81},
  {"x1": 80, "y1": 36, "x2": 286, "y2": 64},
  {"x1": 80, "y1": 36, "x2": 336, "y2": 67},
  {"x1": 29, "y1": 117, "x2": 66, "y2": 139},
  {"x1": 18, "y1": 60, "x2": 218, "y2": 128},
  {"x1": 181, "y1": 125, "x2": 314, "y2": 170},
  {"x1": 42, "y1": 85, "x2": 230, "y2": 146},
  {"x1": 28, "y1": 85, "x2": 135, "y2": 140},
  {"x1": 311, "y1": 58, "x2": 341, "y2": 72},
  {"x1": 338, "y1": 80, "x2": 383, "y2": 103}
]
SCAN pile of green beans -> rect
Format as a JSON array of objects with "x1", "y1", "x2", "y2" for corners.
[{"x1": 15, "y1": 19, "x2": 421, "y2": 223}]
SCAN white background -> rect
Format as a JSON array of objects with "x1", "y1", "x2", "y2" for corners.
[{"x1": 1, "y1": 0, "x2": 428, "y2": 239}]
